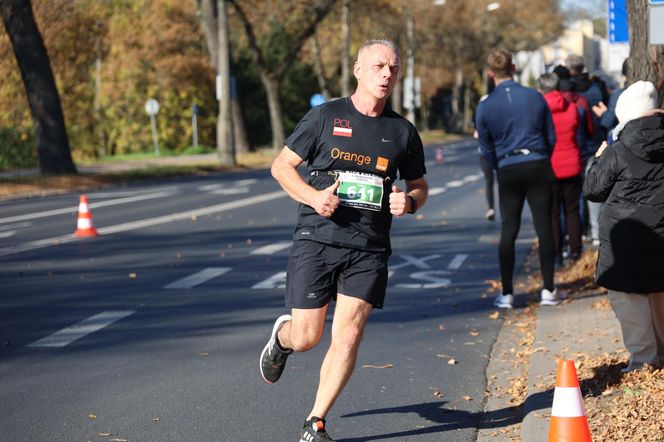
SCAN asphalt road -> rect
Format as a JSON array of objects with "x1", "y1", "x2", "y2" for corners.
[{"x1": 0, "y1": 138, "x2": 537, "y2": 441}]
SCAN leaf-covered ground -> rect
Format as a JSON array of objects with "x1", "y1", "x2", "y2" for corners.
[{"x1": 495, "y1": 249, "x2": 664, "y2": 441}]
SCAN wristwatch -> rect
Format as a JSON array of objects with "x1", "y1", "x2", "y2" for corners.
[{"x1": 407, "y1": 195, "x2": 417, "y2": 214}]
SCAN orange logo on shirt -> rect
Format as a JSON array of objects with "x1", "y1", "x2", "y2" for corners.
[{"x1": 376, "y1": 156, "x2": 389, "y2": 172}]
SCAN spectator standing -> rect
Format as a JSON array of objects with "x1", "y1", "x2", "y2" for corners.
[
  {"x1": 592, "y1": 58, "x2": 629, "y2": 142},
  {"x1": 476, "y1": 47, "x2": 559, "y2": 309},
  {"x1": 584, "y1": 80, "x2": 664, "y2": 372},
  {"x1": 553, "y1": 65, "x2": 595, "y2": 159},
  {"x1": 566, "y1": 54, "x2": 607, "y2": 246},
  {"x1": 538, "y1": 73, "x2": 583, "y2": 264}
]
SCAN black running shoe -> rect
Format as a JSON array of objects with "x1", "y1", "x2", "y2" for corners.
[
  {"x1": 259, "y1": 314, "x2": 293, "y2": 383},
  {"x1": 299, "y1": 416, "x2": 334, "y2": 442}
]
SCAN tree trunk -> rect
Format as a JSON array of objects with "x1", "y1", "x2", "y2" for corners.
[
  {"x1": 1, "y1": 0, "x2": 77, "y2": 174},
  {"x1": 216, "y1": 0, "x2": 234, "y2": 165},
  {"x1": 340, "y1": 0, "x2": 350, "y2": 97},
  {"x1": 310, "y1": 35, "x2": 331, "y2": 99},
  {"x1": 228, "y1": 0, "x2": 336, "y2": 153},
  {"x1": 198, "y1": 0, "x2": 251, "y2": 156},
  {"x1": 232, "y1": 96, "x2": 250, "y2": 154},
  {"x1": 392, "y1": 77, "x2": 403, "y2": 114},
  {"x1": 260, "y1": 73, "x2": 285, "y2": 151},
  {"x1": 199, "y1": 0, "x2": 218, "y2": 69},
  {"x1": 627, "y1": 0, "x2": 664, "y2": 85}
]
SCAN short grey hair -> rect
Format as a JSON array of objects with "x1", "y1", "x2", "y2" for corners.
[
  {"x1": 538, "y1": 73, "x2": 558, "y2": 93},
  {"x1": 357, "y1": 39, "x2": 400, "y2": 60},
  {"x1": 565, "y1": 54, "x2": 585, "y2": 74}
]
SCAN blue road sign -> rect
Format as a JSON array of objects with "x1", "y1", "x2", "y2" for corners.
[
  {"x1": 310, "y1": 93, "x2": 326, "y2": 108},
  {"x1": 609, "y1": 0, "x2": 629, "y2": 43}
]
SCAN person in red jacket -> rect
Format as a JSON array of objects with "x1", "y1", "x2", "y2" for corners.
[{"x1": 539, "y1": 73, "x2": 584, "y2": 264}]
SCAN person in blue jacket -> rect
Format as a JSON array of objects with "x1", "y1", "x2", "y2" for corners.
[{"x1": 476, "y1": 47, "x2": 559, "y2": 309}]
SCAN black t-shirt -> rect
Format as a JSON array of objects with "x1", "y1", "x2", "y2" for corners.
[{"x1": 284, "y1": 97, "x2": 426, "y2": 252}]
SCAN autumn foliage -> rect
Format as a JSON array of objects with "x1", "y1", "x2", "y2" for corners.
[{"x1": 1, "y1": 0, "x2": 564, "y2": 168}]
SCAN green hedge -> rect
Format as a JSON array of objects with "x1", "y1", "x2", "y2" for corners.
[{"x1": 0, "y1": 127, "x2": 37, "y2": 170}]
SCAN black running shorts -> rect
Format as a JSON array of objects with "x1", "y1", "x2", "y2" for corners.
[{"x1": 286, "y1": 240, "x2": 390, "y2": 309}]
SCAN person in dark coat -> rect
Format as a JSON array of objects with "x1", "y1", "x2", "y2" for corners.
[
  {"x1": 583, "y1": 80, "x2": 664, "y2": 372},
  {"x1": 539, "y1": 73, "x2": 583, "y2": 264},
  {"x1": 566, "y1": 54, "x2": 607, "y2": 246}
]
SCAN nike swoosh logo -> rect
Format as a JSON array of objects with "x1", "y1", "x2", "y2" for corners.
[{"x1": 381, "y1": 138, "x2": 393, "y2": 142}]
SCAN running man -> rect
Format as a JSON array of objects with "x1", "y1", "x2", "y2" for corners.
[{"x1": 260, "y1": 39, "x2": 428, "y2": 441}]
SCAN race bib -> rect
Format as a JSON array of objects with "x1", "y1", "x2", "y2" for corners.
[{"x1": 336, "y1": 171, "x2": 384, "y2": 211}]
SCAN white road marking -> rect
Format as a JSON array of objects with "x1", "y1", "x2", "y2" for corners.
[
  {"x1": 478, "y1": 234, "x2": 534, "y2": 245},
  {"x1": 198, "y1": 184, "x2": 223, "y2": 191},
  {"x1": 395, "y1": 271, "x2": 452, "y2": 289},
  {"x1": 211, "y1": 187, "x2": 249, "y2": 195},
  {"x1": 27, "y1": 310, "x2": 136, "y2": 348},
  {"x1": 0, "y1": 230, "x2": 16, "y2": 238},
  {"x1": 89, "y1": 187, "x2": 178, "y2": 198},
  {"x1": 252, "y1": 271, "x2": 287, "y2": 289},
  {"x1": 164, "y1": 267, "x2": 231, "y2": 289},
  {"x1": 446, "y1": 180, "x2": 465, "y2": 188},
  {"x1": 236, "y1": 179, "x2": 258, "y2": 186},
  {"x1": 428, "y1": 187, "x2": 446, "y2": 196},
  {"x1": 447, "y1": 254, "x2": 468, "y2": 270},
  {"x1": 0, "y1": 190, "x2": 287, "y2": 257},
  {"x1": 250, "y1": 241, "x2": 292, "y2": 255},
  {"x1": 463, "y1": 174, "x2": 482, "y2": 183},
  {"x1": 0, "y1": 221, "x2": 32, "y2": 231},
  {"x1": 389, "y1": 254, "x2": 441, "y2": 271},
  {"x1": 0, "y1": 191, "x2": 174, "y2": 225}
]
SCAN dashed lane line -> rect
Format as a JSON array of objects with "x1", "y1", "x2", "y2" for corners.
[
  {"x1": 447, "y1": 254, "x2": 468, "y2": 270},
  {"x1": 250, "y1": 241, "x2": 292, "y2": 255},
  {"x1": 164, "y1": 267, "x2": 231, "y2": 289},
  {"x1": 27, "y1": 310, "x2": 136, "y2": 348}
]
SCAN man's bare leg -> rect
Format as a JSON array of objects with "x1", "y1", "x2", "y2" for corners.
[
  {"x1": 278, "y1": 305, "x2": 329, "y2": 352},
  {"x1": 307, "y1": 294, "x2": 373, "y2": 420}
]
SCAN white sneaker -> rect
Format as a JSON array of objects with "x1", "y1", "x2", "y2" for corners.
[
  {"x1": 485, "y1": 208, "x2": 496, "y2": 221},
  {"x1": 592, "y1": 239, "x2": 600, "y2": 246},
  {"x1": 540, "y1": 288, "x2": 559, "y2": 306},
  {"x1": 493, "y1": 293, "x2": 513, "y2": 309}
]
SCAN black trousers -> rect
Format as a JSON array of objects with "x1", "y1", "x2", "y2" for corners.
[
  {"x1": 551, "y1": 175, "x2": 582, "y2": 258},
  {"x1": 497, "y1": 160, "x2": 556, "y2": 294},
  {"x1": 479, "y1": 154, "x2": 495, "y2": 210}
]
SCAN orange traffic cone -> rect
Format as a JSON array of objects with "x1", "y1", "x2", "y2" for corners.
[
  {"x1": 74, "y1": 195, "x2": 98, "y2": 237},
  {"x1": 548, "y1": 359, "x2": 592, "y2": 441},
  {"x1": 435, "y1": 147, "x2": 444, "y2": 164}
]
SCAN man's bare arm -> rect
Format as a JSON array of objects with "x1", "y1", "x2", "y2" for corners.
[
  {"x1": 271, "y1": 146, "x2": 340, "y2": 218},
  {"x1": 389, "y1": 176, "x2": 428, "y2": 216}
]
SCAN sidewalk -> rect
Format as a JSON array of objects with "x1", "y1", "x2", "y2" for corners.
[
  {"x1": 479, "y1": 276, "x2": 624, "y2": 441},
  {"x1": 0, "y1": 153, "x2": 220, "y2": 179}
]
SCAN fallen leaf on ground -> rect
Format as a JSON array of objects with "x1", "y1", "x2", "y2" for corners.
[{"x1": 361, "y1": 364, "x2": 394, "y2": 369}]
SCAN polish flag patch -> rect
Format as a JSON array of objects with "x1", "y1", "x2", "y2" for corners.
[{"x1": 333, "y1": 126, "x2": 352, "y2": 137}]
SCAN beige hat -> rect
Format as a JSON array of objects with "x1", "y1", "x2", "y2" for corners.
[{"x1": 613, "y1": 80, "x2": 658, "y2": 138}]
